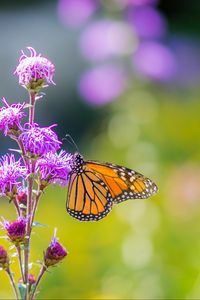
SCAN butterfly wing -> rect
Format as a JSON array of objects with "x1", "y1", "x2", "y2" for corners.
[
  {"x1": 66, "y1": 166, "x2": 113, "y2": 221},
  {"x1": 85, "y1": 161, "x2": 158, "y2": 204}
]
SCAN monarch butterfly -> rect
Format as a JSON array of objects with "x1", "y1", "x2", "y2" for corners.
[{"x1": 66, "y1": 152, "x2": 158, "y2": 221}]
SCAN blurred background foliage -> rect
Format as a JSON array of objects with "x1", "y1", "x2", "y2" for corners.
[{"x1": 1, "y1": 0, "x2": 200, "y2": 299}]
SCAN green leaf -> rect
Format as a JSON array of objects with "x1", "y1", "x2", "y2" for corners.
[
  {"x1": 32, "y1": 221, "x2": 48, "y2": 228},
  {"x1": 18, "y1": 283, "x2": 27, "y2": 300}
]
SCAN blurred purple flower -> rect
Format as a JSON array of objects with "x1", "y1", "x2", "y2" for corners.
[
  {"x1": 133, "y1": 41, "x2": 177, "y2": 81},
  {"x1": 127, "y1": 0, "x2": 159, "y2": 6},
  {"x1": 80, "y1": 20, "x2": 137, "y2": 61},
  {"x1": 37, "y1": 150, "x2": 73, "y2": 188},
  {"x1": 57, "y1": 0, "x2": 98, "y2": 28},
  {"x1": 44, "y1": 229, "x2": 67, "y2": 267},
  {"x1": 19, "y1": 273, "x2": 36, "y2": 285},
  {"x1": 0, "y1": 246, "x2": 9, "y2": 270},
  {"x1": 14, "y1": 47, "x2": 55, "y2": 90},
  {"x1": 127, "y1": 6, "x2": 167, "y2": 39},
  {"x1": 0, "y1": 98, "x2": 25, "y2": 136},
  {"x1": 0, "y1": 154, "x2": 25, "y2": 197},
  {"x1": 3, "y1": 217, "x2": 27, "y2": 245},
  {"x1": 170, "y1": 38, "x2": 200, "y2": 87},
  {"x1": 79, "y1": 65, "x2": 128, "y2": 105},
  {"x1": 19, "y1": 124, "x2": 61, "y2": 157}
]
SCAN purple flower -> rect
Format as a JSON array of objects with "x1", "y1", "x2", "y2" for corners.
[
  {"x1": 19, "y1": 124, "x2": 61, "y2": 158},
  {"x1": 79, "y1": 64, "x2": 128, "y2": 105},
  {"x1": 0, "y1": 98, "x2": 25, "y2": 137},
  {"x1": 57, "y1": 0, "x2": 98, "y2": 28},
  {"x1": 19, "y1": 273, "x2": 36, "y2": 285},
  {"x1": 44, "y1": 229, "x2": 67, "y2": 267},
  {"x1": 0, "y1": 246, "x2": 9, "y2": 270},
  {"x1": 3, "y1": 217, "x2": 27, "y2": 245},
  {"x1": 16, "y1": 189, "x2": 27, "y2": 216},
  {"x1": 80, "y1": 20, "x2": 136, "y2": 61},
  {"x1": 37, "y1": 150, "x2": 73, "y2": 188},
  {"x1": 133, "y1": 41, "x2": 177, "y2": 81},
  {"x1": 169, "y1": 37, "x2": 200, "y2": 87},
  {"x1": 0, "y1": 154, "x2": 25, "y2": 198},
  {"x1": 14, "y1": 47, "x2": 55, "y2": 91}
]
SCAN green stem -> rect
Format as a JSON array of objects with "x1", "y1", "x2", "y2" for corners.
[
  {"x1": 6, "y1": 268, "x2": 19, "y2": 300},
  {"x1": 23, "y1": 91, "x2": 36, "y2": 300},
  {"x1": 30, "y1": 186, "x2": 42, "y2": 231},
  {"x1": 29, "y1": 92, "x2": 36, "y2": 126},
  {"x1": 30, "y1": 265, "x2": 46, "y2": 300},
  {"x1": 17, "y1": 246, "x2": 25, "y2": 283},
  {"x1": 13, "y1": 198, "x2": 21, "y2": 217}
]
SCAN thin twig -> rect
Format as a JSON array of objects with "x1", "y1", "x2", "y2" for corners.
[
  {"x1": 29, "y1": 92, "x2": 36, "y2": 126},
  {"x1": 30, "y1": 265, "x2": 46, "y2": 300},
  {"x1": 13, "y1": 198, "x2": 21, "y2": 217},
  {"x1": 17, "y1": 246, "x2": 25, "y2": 282},
  {"x1": 24, "y1": 173, "x2": 33, "y2": 284},
  {"x1": 6, "y1": 268, "x2": 19, "y2": 300},
  {"x1": 30, "y1": 188, "x2": 42, "y2": 231},
  {"x1": 16, "y1": 139, "x2": 27, "y2": 167}
]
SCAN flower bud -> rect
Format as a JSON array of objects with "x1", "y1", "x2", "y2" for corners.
[
  {"x1": 19, "y1": 273, "x2": 36, "y2": 293},
  {"x1": 0, "y1": 245, "x2": 9, "y2": 270},
  {"x1": 44, "y1": 230, "x2": 67, "y2": 267},
  {"x1": 16, "y1": 190, "x2": 27, "y2": 216},
  {"x1": 3, "y1": 217, "x2": 27, "y2": 246},
  {"x1": 19, "y1": 273, "x2": 36, "y2": 284}
]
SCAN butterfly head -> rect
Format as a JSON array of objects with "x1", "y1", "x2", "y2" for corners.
[{"x1": 70, "y1": 152, "x2": 84, "y2": 174}]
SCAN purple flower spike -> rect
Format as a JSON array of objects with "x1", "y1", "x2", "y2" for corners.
[
  {"x1": 37, "y1": 150, "x2": 73, "y2": 188},
  {"x1": 14, "y1": 47, "x2": 55, "y2": 92},
  {"x1": 19, "y1": 124, "x2": 61, "y2": 158},
  {"x1": 0, "y1": 154, "x2": 25, "y2": 198},
  {"x1": 44, "y1": 229, "x2": 67, "y2": 267},
  {"x1": 0, "y1": 245, "x2": 9, "y2": 270},
  {"x1": 0, "y1": 98, "x2": 25, "y2": 137},
  {"x1": 3, "y1": 217, "x2": 27, "y2": 246}
]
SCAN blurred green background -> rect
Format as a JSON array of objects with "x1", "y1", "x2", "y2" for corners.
[{"x1": 1, "y1": 0, "x2": 200, "y2": 299}]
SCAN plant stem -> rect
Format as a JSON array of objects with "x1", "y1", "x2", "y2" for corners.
[
  {"x1": 30, "y1": 265, "x2": 46, "y2": 300},
  {"x1": 16, "y1": 139, "x2": 27, "y2": 167},
  {"x1": 6, "y1": 268, "x2": 19, "y2": 300},
  {"x1": 24, "y1": 170, "x2": 33, "y2": 274},
  {"x1": 23, "y1": 91, "x2": 36, "y2": 299},
  {"x1": 29, "y1": 92, "x2": 36, "y2": 126},
  {"x1": 17, "y1": 246, "x2": 25, "y2": 282},
  {"x1": 13, "y1": 198, "x2": 21, "y2": 217},
  {"x1": 30, "y1": 188, "x2": 42, "y2": 230}
]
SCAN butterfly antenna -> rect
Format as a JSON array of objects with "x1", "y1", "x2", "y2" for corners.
[{"x1": 62, "y1": 134, "x2": 79, "y2": 152}]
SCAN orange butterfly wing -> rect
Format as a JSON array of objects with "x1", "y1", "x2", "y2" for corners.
[
  {"x1": 86, "y1": 161, "x2": 158, "y2": 204},
  {"x1": 66, "y1": 165, "x2": 113, "y2": 221},
  {"x1": 66, "y1": 158, "x2": 158, "y2": 221}
]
